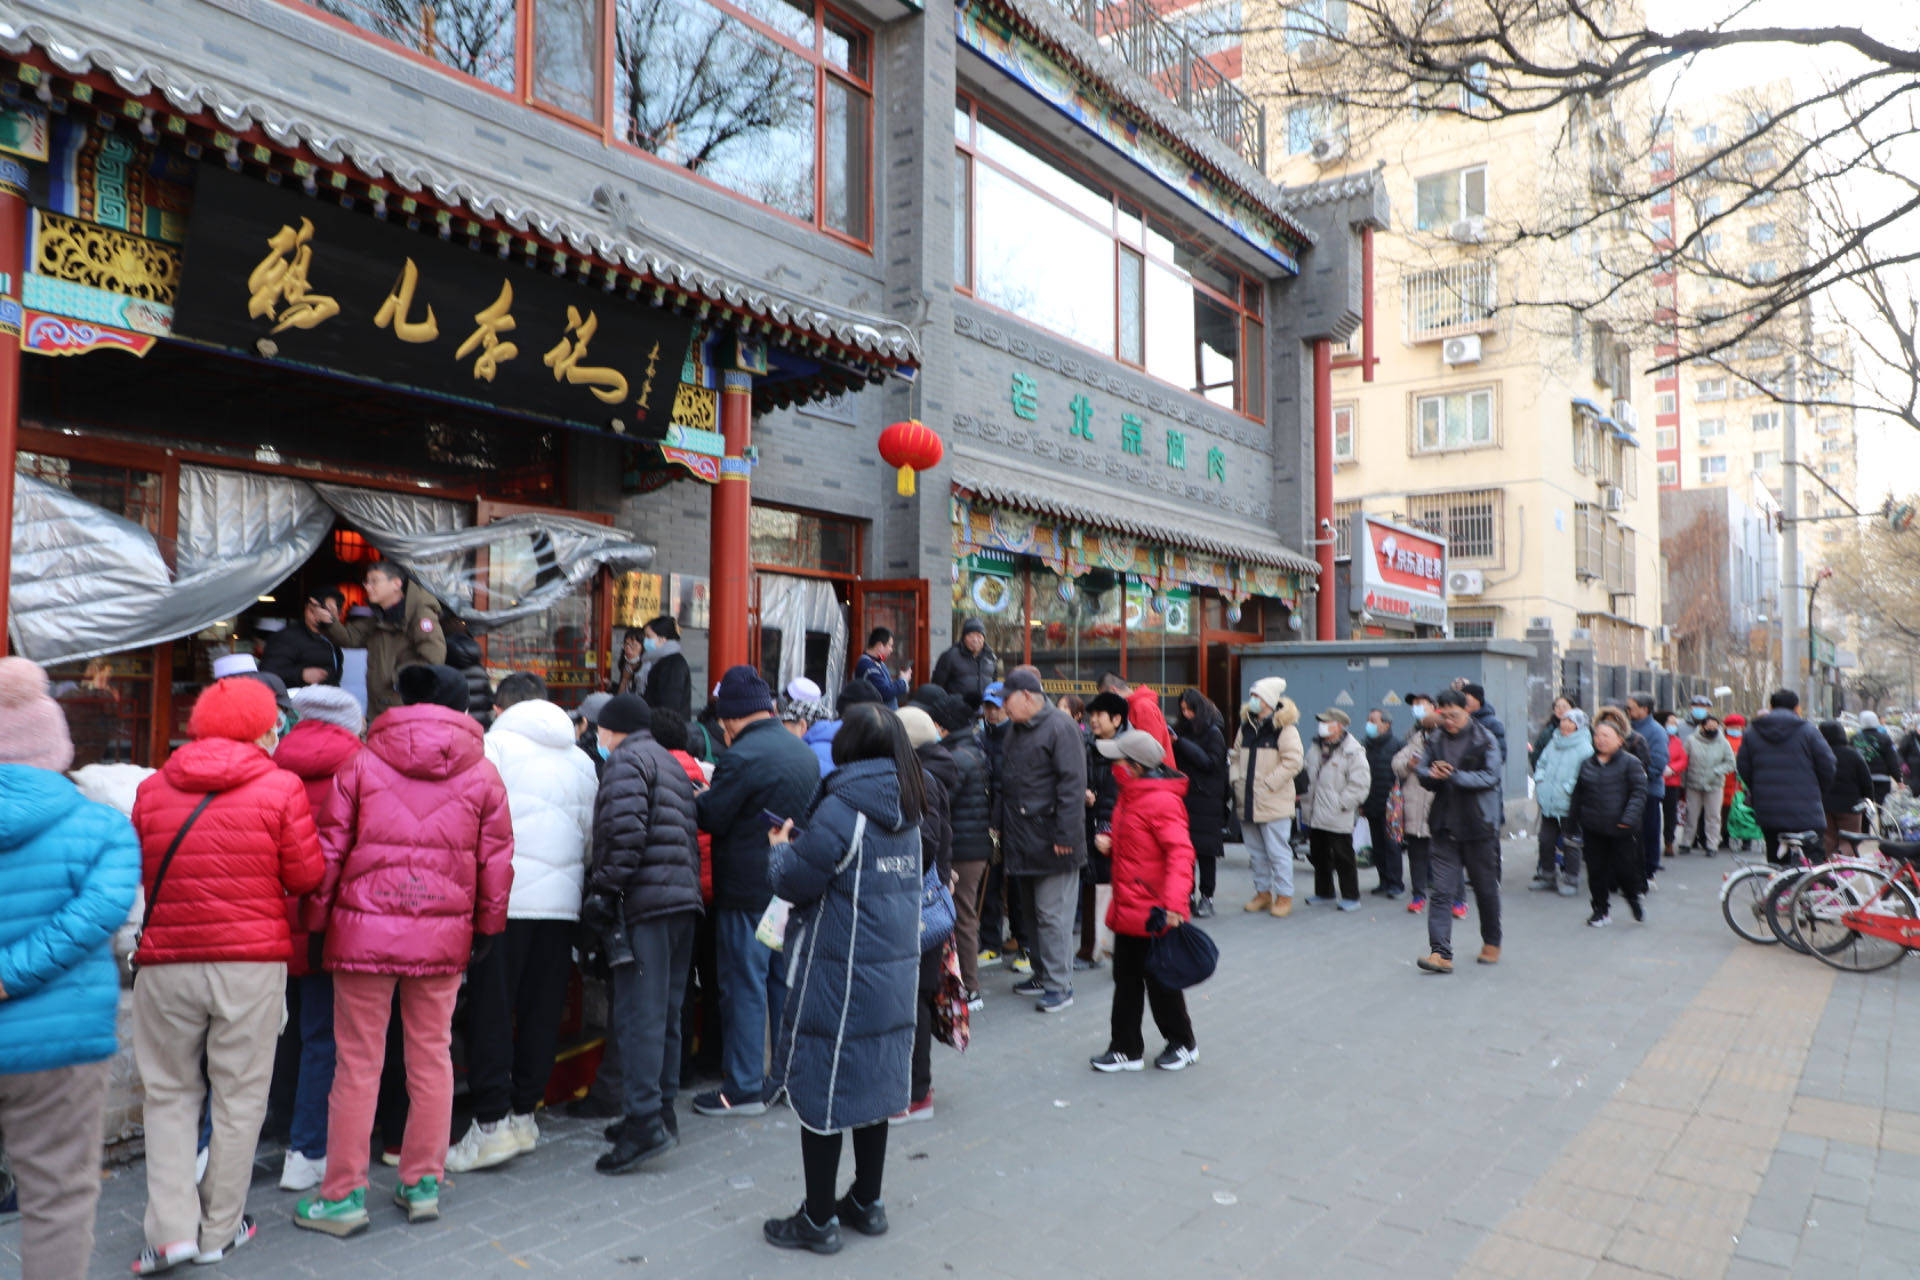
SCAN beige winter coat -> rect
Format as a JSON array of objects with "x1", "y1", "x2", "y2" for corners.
[
  {"x1": 1392, "y1": 727, "x2": 1436, "y2": 840},
  {"x1": 1230, "y1": 697, "x2": 1305, "y2": 825},
  {"x1": 1301, "y1": 728, "x2": 1371, "y2": 834}
]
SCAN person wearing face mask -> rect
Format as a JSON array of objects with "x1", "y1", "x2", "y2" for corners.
[
  {"x1": 1228, "y1": 677, "x2": 1304, "y2": 917},
  {"x1": 128, "y1": 677, "x2": 325, "y2": 1272},
  {"x1": 1301, "y1": 710, "x2": 1371, "y2": 910},
  {"x1": 1680, "y1": 714, "x2": 1735, "y2": 855},
  {"x1": 1719, "y1": 714, "x2": 1749, "y2": 851},
  {"x1": 1529, "y1": 696, "x2": 1574, "y2": 767},
  {"x1": 1391, "y1": 695, "x2": 1438, "y2": 911},
  {"x1": 1414, "y1": 691, "x2": 1504, "y2": 973},
  {"x1": 1530, "y1": 707, "x2": 1592, "y2": 896},
  {"x1": 1658, "y1": 710, "x2": 1688, "y2": 862},
  {"x1": 1360, "y1": 709, "x2": 1405, "y2": 898}
]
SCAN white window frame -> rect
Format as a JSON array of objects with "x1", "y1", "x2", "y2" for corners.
[
  {"x1": 1413, "y1": 164, "x2": 1488, "y2": 232},
  {"x1": 1656, "y1": 461, "x2": 1679, "y2": 486},
  {"x1": 1332, "y1": 403, "x2": 1356, "y2": 462},
  {"x1": 1699, "y1": 455, "x2": 1728, "y2": 482},
  {"x1": 1656, "y1": 391, "x2": 1677, "y2": 416},
  {"x1": 1751, "y1": 409, "x2": 1781, "y2": 433},
  {"x1": 1414, "y1": 387, "x2": 1496, "y2": 453},
  {"x1": 1696, "y1": 378, "x2": 1727, "y2": 401}
]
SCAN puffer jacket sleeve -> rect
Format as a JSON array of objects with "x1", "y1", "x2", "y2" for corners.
[
  {"x1": 1619, "y1": 753, "x2": 1648, "y2": 832},
  {"x1": 770, "y1": 796, "x2": 856, "y2": 907},
  {"x1": 0, "y1": 806, "x2": 139, "y2": 1001},
  {"x1": 472, "y1": 763, "x2": 515, "y2": 935},
  {"x1": 1048, "y1": 715, "x2": 1089, "y2": 851},
  {"x1": 590, "y1": 747, "x2": 653, "y2": 899},
  {"x1": 274, "y1": 773, "x2": 325, "y2": 897},
  {"x1": 307, "y1": 760, "x2": 362, "y2": 930},
  {"x1": 1335, "y1": 739, "x2": 1372, "y2": 813}
]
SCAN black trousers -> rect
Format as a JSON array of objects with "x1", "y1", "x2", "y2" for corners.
[
  {"x1": 910, "y1": 947, "x2": 942, "y2": 1105},
  {"x1": 1404, "y1": 835, "x2": 1431, "y2": 898},
  {"x1": 466, "y1": 919, "x2": 575, "y2": 1123},
  {"x1": 1107, "y1": 933, "x2": 1194, "y2": 1059},
  {"x1": 1308, "y1": 827, "x2": 1360, "y2": 901},
  {"x1": 801, "y1": 1123, "x2": 887, "y2": 1224},
  {"x1": 1587, "y1": 831, "x2": 1645, "y2": 915},
  {"x1": 1194, "y1": 849, "x2": 1217, "y2": 898},
  {"x1": 1364, "y1": 801, "x2": 1403, "y2": 891},
  {"x1": 1661, "y1": 791, "x2": 1681, "y2": 849}
]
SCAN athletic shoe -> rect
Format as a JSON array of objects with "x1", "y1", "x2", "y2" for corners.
[
  {"x1": 1528, "y1": 875, "x2": 1556, "y2": 891},
  {"x1": 1451, "y1": 902, "x2": 1468, "y2": 920},
  {"x1": 1303, "y1": 895, "x2": 1337, "y2": 906},
  {"x1": 508, "y1": 1112, "x2": 539, "y2": 1153},
  {"x1": 764, "y1": 1207, "x2": 842, "y2": 1255},
  {"x1": 1072, "y1": 955, "x2": 1102, "y2": 971},
  {"x1": 890, "y1": 1092, "x2": 935, "y2": 1124},
  {"x1": 1037, "y1": 989, "x2": 1074, "y2": 1014},
  {"x1": 132, "y1": 1241, "x2": 199, "y2": 1273},
  {"x1": 1089, "y1": 1049, "x2": 1144, "y2": 1072},
  {"x1": 1336, "y1": 899, "x2": 1363, "y2": 912},
  {"x1": 1646, "y1": 877, "x2": 1658, "y2": 892},
  {"x1": 193, "y1": 1214, "x2": 256, "y2": 1264},
  {"x1": 279, "y1": 1150, "x2": 325, "y2": 1192},
  {"x1": 1407, "y1": 895, "x2": 1427, "y2": 913},
  {"x1": 692, "y1": 1089, "x2": 768, "y2": 1118},
  {"x1": 379, "y1": 1147, "x2": 401, "y2": 1168},
  {"x1": 1009, "y1": 953, "x2": 1033, "y2": 975},
  {"x1": 291, "y1": 1188, "x2": 369, "y2": 1238},
  {"x1": 1557, "y1": 877, "x2": 1579, "y2": 897},
  {"x1": 1587, "y1": 912, "x2": 1611, "y2": 928},
  {"x1": 393, "y1": 1175, "x2": 439, "y2": 1223},
  {"x1": 836, "y1": 1192, "x2": 889, "y2": 1237},
  {"x1": 1011, "y1": 977, "x2": 1045, "y2": 997},
  {"x1": 1193, "y1": 896, "x2": 1216, "y2": 918},
  {"x1": 1629, "y1": 898, "x2": 1645, "y2": 923},
  {"x1": 965, "y1": 988, "x2": 984, "y2": 1010},
  {"x1": 445, "y1": 1118, "x2": 518, "y2": 1173},
  {"x1": 1154, "y1": 1044, "x2": 1200, "y2": 1071},
  {"x1": 597, "y1": 1116, "x2": 676, "y2": 1175},
  {"x1": 977, "y1": 948, "x2": 1004, "y2": 969}
]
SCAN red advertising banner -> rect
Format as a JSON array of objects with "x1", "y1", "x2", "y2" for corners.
[{"x1": 1349, "y1": 514, "x2": 1447, "y2": 627}]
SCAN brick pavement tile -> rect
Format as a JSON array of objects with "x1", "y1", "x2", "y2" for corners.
[
  {"x1": 1788, "y1": 1095, "x2": 1885, "y2": 1146},
  {"x1": 1601, "y1": 1225, "x2": 1733, "y2": 1280},
  {"x1": 1721, "y1": 1261, "x2": 1793, "y2": 1280},
  {"x1": 1732, "y1": 1223, "x2": 1802, "y2": 1267}
]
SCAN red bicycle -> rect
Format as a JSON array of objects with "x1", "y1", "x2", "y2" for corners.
[{"x1": 1788, "y1": 834, "x2": 1920, "y2": 972}]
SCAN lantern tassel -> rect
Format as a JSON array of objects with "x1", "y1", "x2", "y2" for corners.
[{"x1": 896, "y1": 465, "x2": 916, "y2": 496}]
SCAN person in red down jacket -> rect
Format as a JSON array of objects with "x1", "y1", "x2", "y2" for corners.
[
  {"x1": 270, "y1": 685, "x2": 367, "y2": 1195},
  {"x1": 1098, "y1": 671, "x2": 1174, "y2": 760},
  {"x1": 293, "y1": 664, "x2": 513, "y2": 1239},
  {"x1": 1086, "y1": 729, "x2": 1200, "y2": 1076},
  {"x1": 128, "y1": 675, "x2": 324, "y2": 1274}
]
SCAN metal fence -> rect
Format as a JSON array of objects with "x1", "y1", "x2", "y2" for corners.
[{"x1": 1053, "y1": 0, "x2": 1267, "y2": 171}]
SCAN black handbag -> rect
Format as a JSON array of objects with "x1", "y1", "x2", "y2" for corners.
[
  {"x1": 128, "y1": 792, "x2": 218, "y2": 978},
  {"x1": 1145, "y1": 919, "x2": 1219, "y2": 991}
]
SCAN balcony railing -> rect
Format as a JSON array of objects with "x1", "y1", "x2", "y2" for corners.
[
  {"x1": 1053, "y1": 0, "x2": 1267, "y2": 171},
  {"x1": 1403, "y1": 261, "x2": 1498, "y2": 342}
]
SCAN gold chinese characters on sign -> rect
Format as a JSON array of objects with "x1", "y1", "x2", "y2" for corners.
[{"x1": 246, "y1": 217, "x2": 338, "y2": 332}]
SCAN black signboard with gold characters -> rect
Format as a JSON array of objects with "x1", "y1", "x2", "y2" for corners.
[{"x1": 174, "y1": 166, "x2": 695, "y2": 438}]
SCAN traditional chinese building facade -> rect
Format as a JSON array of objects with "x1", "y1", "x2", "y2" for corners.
[{"x1": 1, "y1": 0, "x2": 1376, "y2": 763}]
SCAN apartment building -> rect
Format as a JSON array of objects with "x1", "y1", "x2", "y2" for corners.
[{"x1": 1244, "y1": 3, "x2": 1662, "y2": 666}]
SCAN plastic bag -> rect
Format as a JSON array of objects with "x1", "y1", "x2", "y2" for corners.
[
  {"x1": 755, "y1": 897, "x2": 792, "y2": 950},
  {"x1": 1352, "y1": 816, "x2": 1373, "y2": 853},
  {"x1": 1726, "y1": 788, "x2": 1763, "y2": 842}
]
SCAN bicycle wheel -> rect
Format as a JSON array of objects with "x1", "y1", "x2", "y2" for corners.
[
  {"x1": 1791, "y1": 865, "x2": 1918, "y2": 973},
  {"x1": 1720, "y1": 865, "x2": 1780, "y2": 944},
  {"x1": 1763, "y1": 869, "x2": 1812, "y2": 953}
]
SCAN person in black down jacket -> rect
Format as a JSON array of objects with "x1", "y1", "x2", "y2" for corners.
[
  {"x1": 930, "y1": 693, "x2": 991, "y2": 1004},
  {"x1": 899, "y1": 706, "x2": 955, "y2": 1122},
  {"x1": 764, "y1": 705, "x2": 924, "y2": 1256},
  {"x1": 582, "y1": 694, "x2": 702, "y2": 1174},
  {"x1": 1360, "y1": 708, "x2": 1405, "y2": 898},
  {"x1": 1818, "y1": 721, "x2": 1875, "y2": 855},
  {"x1": 637, "y1": 616, "x2": 694, "y2": 721},
  {"x1": 1566, "y1": 707, "x2": 1647, "y2": 928},
  {"x1": 994, "y1": 669, "x2": 1088, "y2": 1013},
  {"x1": 1172, "y1": 689, "x2": 1229, "y2": 917},
  {"x1": 1081, "y1": 691, "x2": 1128, "y2": 966},
  {"x1": 693, "y1": 667, "x2": 824, "y2": 1118},
  {"x1": 1736, "y1": 689, "x2": 1838, "y2": 863},
  {"x1": 931, "y1": 618, "x2": 1000, "y2": 708}
]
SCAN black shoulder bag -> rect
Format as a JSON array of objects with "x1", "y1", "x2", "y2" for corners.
[{"x1": 129, "y1": 792, "x2": 218, "y2": 978}]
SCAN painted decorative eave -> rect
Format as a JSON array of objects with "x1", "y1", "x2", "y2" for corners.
[
  {"x1": 0, "y1": 16, "x2": 921, "y2": 369},
  {"x1": 955, "y1": 470, "x2": 1321, "y2": 574},
  {"x1": 980, "y1": 0, "x2": 1316, "y2": 250}
]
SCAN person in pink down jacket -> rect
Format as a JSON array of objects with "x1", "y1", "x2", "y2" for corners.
[{"x1": 293, "y1": 664, "x2": 514, "y2": 1238}]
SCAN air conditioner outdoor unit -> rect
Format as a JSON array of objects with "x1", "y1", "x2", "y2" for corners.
[
  {"x1": 1442, "y1": 335, "x2": 1483, "y2": 365},
  {"x1": 1529, "y1": 615, "x2": 1554, "y2": 632},
  {"x1": 1447, "y1": 568, "x2": 1485, "y2": 596},
  {"x1": 1613, "y1": 400, "x2": 1638, "y2": 430},
  {"x1": 1653, "y1": 625, "x2": 1672, "y2": 645},
  {"x1": 1570, "y1": 627, "x2": 1593, "y2": 643},
  {"x1": 1309, "y1": 134, "x2": 1348, "y2": 165},
  {"x1": 1447, "y1": 217, "x2": 1487, "y2": 244},
  {"x1": 1603, "y1": 484, "x2": 1625, "y2": 512}
]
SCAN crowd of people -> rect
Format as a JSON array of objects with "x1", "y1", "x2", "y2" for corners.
[{"x1": 7, "y1": 555, "x2": 1918, "y2": 1275}]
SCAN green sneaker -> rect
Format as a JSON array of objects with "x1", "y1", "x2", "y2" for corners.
[
  {"x1": 292, "y1": 1187, "x2": 369, "y2": 1237},
  {"x1": 394, "y1": 1175, "x2": 440, "y2": 1223}
]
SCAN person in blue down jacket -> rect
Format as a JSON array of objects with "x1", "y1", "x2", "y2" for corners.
[
  {"x1": 762, "y1": 703, "x2": 924, "y2": 1257},
  {"x1": 1736, "y1": 689, "x2": 1838, "y2": 864},
  {"x1": 0, "y1": 657, "x2": 141, "y2": 1280},
  {"x1": 1531, "y1": 707, "x2": 1593, "y2": 897}
]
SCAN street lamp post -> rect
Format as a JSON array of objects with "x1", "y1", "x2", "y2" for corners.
[{"x1": 1808, "y1": 566, "x2": 1833, "y2": 709}]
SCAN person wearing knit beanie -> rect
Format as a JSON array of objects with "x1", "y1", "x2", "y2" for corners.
[
  {"x1": 897, "y1": 705, "x2": 942, "y2": 751},
  {"x1": 712, "y1": 666, "x2": 776, "y2": 721},
  {"x1": 396, "y1": 663, "x2": 471, "y2": 713},
  {"x1": 188, "y1": 675, "x2": 282, "y2": 744},
  {"x1": 0, "y1": 656, "x2": 140, "y2": 1279},
  {"x1": 291, "y1": 684, "x2": 366, "y2": 737},
  {"x1": 0, "y1": 655, "x2": 76, "y2": 773}
]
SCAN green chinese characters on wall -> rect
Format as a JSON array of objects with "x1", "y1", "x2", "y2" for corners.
[{"x1": 1009, "y1": 373, "x2": 1224, "y2": 483}]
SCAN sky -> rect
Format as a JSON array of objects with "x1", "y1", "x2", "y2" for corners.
[{"x1": 1650, "y1": 0, "x2": 1920, "y2": 501}]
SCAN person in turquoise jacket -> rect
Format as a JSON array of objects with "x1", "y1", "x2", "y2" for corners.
[
  {"x1": 0, "y1": 656, "x2": 141, "y2": 1280},
  {"x1": 1531, "y1": 707, "x2": 1594, "y2": 896}
]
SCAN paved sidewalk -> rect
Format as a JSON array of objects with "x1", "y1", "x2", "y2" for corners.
[{"x1": 7, "y1": 840, "x2": 1916, "y2": 1278}]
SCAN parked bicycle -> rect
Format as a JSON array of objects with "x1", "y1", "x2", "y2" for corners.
[
  {"x1": 1719, "y1": 830, "x2": 1822, "y2": 947},
  {"x1": 1787, "y1": 830, "x2": 1920, "y2": 972}
]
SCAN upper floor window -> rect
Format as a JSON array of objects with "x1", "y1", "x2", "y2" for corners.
[
  {"x1": 1656, "y1": 391, "x2": 1677, "y2": 416},
  {"x1": 1697, "y1": 416, "x2": 1725, "y2": 440},
  {"x1": 1656, "y1": 461, "x2": 1679, "y2": 486},
  {"x1": 1286, "y1": 103, "x2": 1342, "y2": 155},
  {"x1": 1414, "y1": 388, "x2": 1495, "y2": 453},
  {"x1": 1699, "y1": 195, "x2": 1723, "y2": 218},
  {"x1": 1699, "y1": 455, "x2": 1728, "y2": 481},
  {"x1": 955, "y1": 97, "x2": 1266, "y2": 420},
  {"x1": 1751, "y1": 409, "x2": 1781, "y2": 432},
  {"x1": 1696, "y1": 377, "x2": 1726, "y2": 401},
  {"x1": 1333, "y1": 404, "x2": 1355, "y2": 462},
  {"x1": 1748, "y1": 222, "x2": 1777, "y2": 244},
  {"x1": 1692, "y1": 123, "x2": 1718, "y2": 146},
  {"x1": 1655, "y1": 426, "x2": 1677, "y2": 450},
  {"x1": 1283, "y1": 0, "x2": 1347, "y2": 51},
  {"x1": 1749, "y1": 259, "x2": 1779, "y2": 282},
  {"x1": 1414, "y1": 165, "x2": 1487, "y2": 231},
  {"x1": 304, "y1": 0, "x2": 873, "y2": 243}
]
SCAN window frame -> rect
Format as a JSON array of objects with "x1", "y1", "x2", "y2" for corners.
[
  {"x1": 1332, "y1": 403, "x2": 1355, "y2": 463},
  {"x1": 1412, "y1": 386, "x2": 1497, "y2": 455},
  {"x1": 1413, "y1": 163, "x2": 1488, "y2": 232},
  {"x1": 953, "y1": 93, "x2": 1267, "y2": 422}
]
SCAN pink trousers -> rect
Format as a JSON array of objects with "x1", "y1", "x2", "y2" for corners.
[{"x1": 320, "y1": 971, "x2": 461, "y2": 1199}]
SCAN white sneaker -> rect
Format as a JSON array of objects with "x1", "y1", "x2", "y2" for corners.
[
  {"x1": 445, "y1": 1119, "x2": 519, "y2": 1173},
  {"x1": 278, "y1": 1150, "x2": 325, "y2": 1192},
  {"x1": 507, "y1": 1112, "x2": 539, "y2": 1153}
]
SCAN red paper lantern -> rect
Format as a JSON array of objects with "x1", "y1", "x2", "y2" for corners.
[{"x1": 878, "y1": 419, "x2": 944, "y2": 496}]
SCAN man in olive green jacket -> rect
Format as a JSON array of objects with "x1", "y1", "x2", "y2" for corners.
[{"x1": 327, "y1": 561, "x2": 446, "y2": 719}]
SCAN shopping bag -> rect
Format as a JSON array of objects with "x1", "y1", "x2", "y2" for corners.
[
  {"x1": 1386, "y1": 783, "x2": 1405, "y2": 847},
  {"x1": 1726, "y1": 788, "x2": 1763, "y2": 843},
  {"x1": 755, "y1": 897, "x2": 792, "y2": 950},
  {"x1": 1352, "y1": 815, "x2": 1373, "y2": 853},
  {"x1": 931, "y1": 941, "x2": 972, "y2": 1052}
]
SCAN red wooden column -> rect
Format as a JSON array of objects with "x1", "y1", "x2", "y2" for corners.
[
  {"x1": 1312, "y1": 338, "x2": 1335, "y2": 639},
  {"x1": 0, "y1": 157, "x2": 28, "y2": 653},
  {"x1": 708, "y1": 370, "x2": 754, "y2": 678}
]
